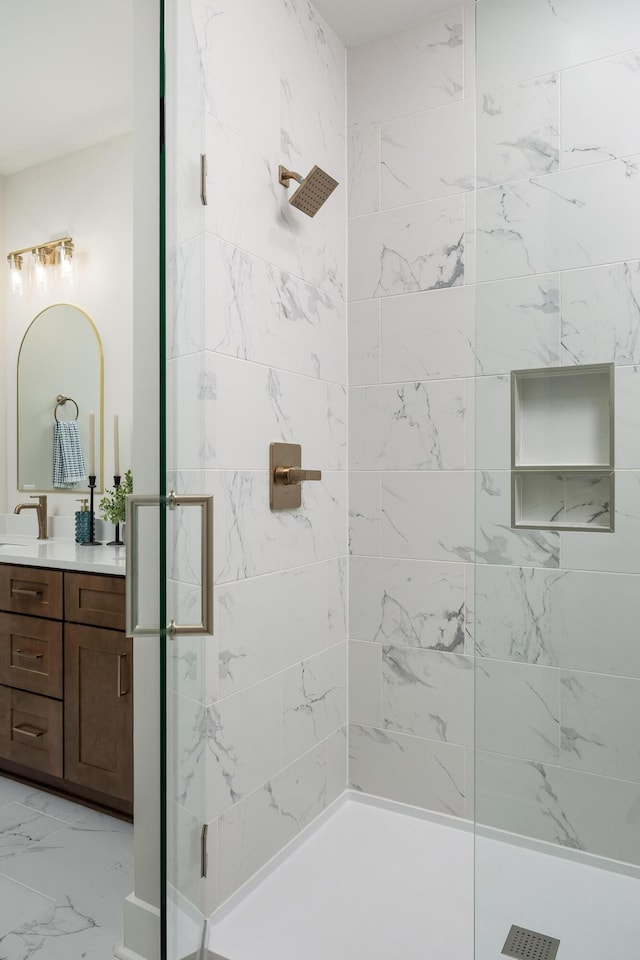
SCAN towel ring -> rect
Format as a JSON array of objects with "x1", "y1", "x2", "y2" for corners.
[{"x1": 54, "y1": 394, "x2": 79, "y2": 422}]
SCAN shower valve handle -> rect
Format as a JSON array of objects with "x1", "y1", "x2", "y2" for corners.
[{"x1": 274, "y1": 466, "x2": 322, "y2": 486}]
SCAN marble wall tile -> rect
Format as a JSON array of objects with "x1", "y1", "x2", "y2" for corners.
[
  {"x1": 475, "y1": 751, "x2": 640, "y2": 865},
  {"x1": 180, "y1": 0, "x2": 348, "y2": 912},
  {"x1": 328, "y1": 556, "x2": 348, "y2": 646},
  {"x1": 218, "y1": 739, "x2": 331, "y2": 903},
  {"x1": 217, "y1": 562, "x2": 330, "y2": 697},
  {"x1": 380, "y1": 285, "x2": 475, "y2": 382},
  {"x1": 326, "y1": 726, "x2": 348, "y2": 806},
  {"x1": 205, "y1": 236, "x2": 346, "y2": 384},
  {"x1": 348, "y1": 723, "x2": 466, "y2": 816},
  {"x1": 168, "y1": 235, "x2": 205, "y2": 359},
  {"x1": 197, "y1": 4, "x2": 281, "y2": 158},
  {"x1": 475, "y1": 565, "x2": 640, "y2": 679},
  {"x1": 381, "y1": 471, "x2": 474, "y2": 563},
  {"x1": 167, "y1": 631, "x2": 209, "y2": 705},
  {"x1": 349, "y1": 557, "x2": 466, "y2": 652},
  {"x1": 463, "y1": 3, "x2": 476, "y2": 100},
  {"x1": 212, "y1": 353, "x2": 346, "y2": 472},
  {"x1": 477, "y1": 157, "x2": 640, "y2": 282},
  {"x1": 561, "y1": 260, "x2": 640, "y2": 366},
  {"x1": 561, "y1": 50, "x2": 640, "y2": 170},
  {"x1": 205, "y1": 117, "x2": 345, "y2": 300},
  {"x1": 615, "y1": 366, "x2": 640, "y2": 469},
  {"x1": 349, "y1": 471, "x2": 381, "y2": 557},
  {"x1": 561, "y1": 672, "x2": 640, "y2": 781},
  {"x1": 475, "y1": 565, "x2": 562, "y2": 665},
  {"x1": 476, "y1": 0, "x2": 640, "y2": 94},
  {"x1": 477, "y1": 75, "x2": 559, "y2": 186},
  {"x1": 349, "y1": 640, "x2": 382, "y2": 727},
  {"x1": 348, "y1": 124, "x2": 380, "y2": 218},
  {"x1": 561, "y1": 471, "x2": 640, "y2": 573},
  {"x1": 349, "y1": 299, "x2": 380, "y2": 386},
  {"x1": 349, "y1": 196, "x2": 464, "y2": 300},
  {"x1": 474, "y1": 375, "x2": 511, "y2": 470},
  {"x1": 464, "y1": 190, "x2": 476, "y2": 285},
  {"x1": 347, "y1": 9, "x2": 464, "y2": 126},
  {"x1": 282, "y1": 642, "x2": 348, "y2": 766},
  {"x1": 167, "y1": 354, "x2": 213, "y2": 471},
  {"x1": 211, "y1": 471, "x2": 280, "y2": 584},
  {"x1": 475, "y1": 274, "x2": 560, "y2": 375},
  {"x1": 349, "y1": 380, "x2": 466, "y2": 471},
  {"x1": 476, "y1": 658, "x2": 560, "y2": 763},
  {"x1": 208, "y1": 676, "x2": 284, "y2": 820},
  {"x1": 171, "y1": 691, "x2": 206, "y2": 823},
  {"x1": 381, "y1": 99, "x2": 474, "y2": 207},
  {"x1": 474, "y1": 471, "x2": 560, "y2": 567},
  {"x1": 277, "y1": 471, "x2": 348, "y2": 569},
  {"x1": 381, "y1": 647, "x2": 474, "y2": 746}
]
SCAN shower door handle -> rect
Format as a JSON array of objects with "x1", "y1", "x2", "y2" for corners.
[{"x1": 125, "y1": 492, "x2": 214, "y2": 639}]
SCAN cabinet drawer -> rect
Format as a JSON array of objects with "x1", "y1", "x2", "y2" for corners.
[
  {"x1": 65, "y1": 573, "x2": 125, "y2": 631},
  {"x1": 0, "y1": 614, "x2": 63, "y2": 699},
  {"x1": 0, "y1": 685, "x2": 63, "y2": 777},
  {"x1": 0, "y1": 566, "x2": 63, "y2": 620}
]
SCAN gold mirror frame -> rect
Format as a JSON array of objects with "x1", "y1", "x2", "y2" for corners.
[{"x1": 17, "y1": 302, "x2": 104, "y2": 493}]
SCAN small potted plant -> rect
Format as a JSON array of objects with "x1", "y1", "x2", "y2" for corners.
[{"x1": 100, "y1": 470, "x2": 133, "y2": 546}]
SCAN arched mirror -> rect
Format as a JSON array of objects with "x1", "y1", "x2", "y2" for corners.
[{"x1": 17, "y1": 303, "x2": 103, "y2": 492}]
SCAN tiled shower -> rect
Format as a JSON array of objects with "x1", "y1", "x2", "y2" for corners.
[{"x1": 165, "y1": 0, "x2": 640, "y2": 956}]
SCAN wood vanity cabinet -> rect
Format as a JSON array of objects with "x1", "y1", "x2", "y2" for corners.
[{"x1": 0, "y1": 565, "x2": 132, "y2": 816}]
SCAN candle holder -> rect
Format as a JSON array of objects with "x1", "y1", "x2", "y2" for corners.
[
  {"x1": 107, "y1": 475, "x2": 125, "y2": 546},
  {"x1": 80, "y1": 475, "x2": 103, "y2": 546}
]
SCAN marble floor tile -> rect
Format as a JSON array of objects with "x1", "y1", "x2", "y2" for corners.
[
  {"x1": 0, "y1": 804, "x2": 66, "y2": 864},
  {"x1": 0, "y1": 875, "x2": 55, "y2": 939},
  {"x1": 0, "y1": 778, "x2": 133, "y2": 959}
]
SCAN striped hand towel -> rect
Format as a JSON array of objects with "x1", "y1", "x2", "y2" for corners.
[{"x1": 53, "y1": 420, "x2": 87, "y2": 488}]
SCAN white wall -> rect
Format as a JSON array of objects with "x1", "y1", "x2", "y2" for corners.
[
  {"x1": 0, "y1": 175, "x2": 7, "y2": 516},
  {"x1": 3, "y1": 133, "x2": 133, "y2": 521}
]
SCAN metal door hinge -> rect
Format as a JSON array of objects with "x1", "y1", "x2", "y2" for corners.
[
  {"x1": 200, "y1": 154, "x2": 208, "y2": 206},
  {"x1": 201, "y1": 823, "x2": 208, "y2": 878}
]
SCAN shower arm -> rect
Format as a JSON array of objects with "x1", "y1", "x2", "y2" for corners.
[{"x1": 279, "y1": 166, "x2": 304, "y2": 188}]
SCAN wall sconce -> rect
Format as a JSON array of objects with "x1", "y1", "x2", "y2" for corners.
[{"x1": 6, "y1": 236, "x2": 76, "y2": 295}]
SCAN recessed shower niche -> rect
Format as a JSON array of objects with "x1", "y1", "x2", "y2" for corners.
[{"x1": 511, "y1": 364, "x2": 614, "y2": 532}]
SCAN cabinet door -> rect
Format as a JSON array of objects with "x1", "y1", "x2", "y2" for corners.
[{"x1": 64, "y1": 623, "x2": 133, "y2": 802}]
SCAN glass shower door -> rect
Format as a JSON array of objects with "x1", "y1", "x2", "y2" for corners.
[
  {"x1": 163, "y1": 0, "x2": 211, "y2": 955},
  {"x1": 474, "y1": 1, "x2": 640, "y2": 957}
]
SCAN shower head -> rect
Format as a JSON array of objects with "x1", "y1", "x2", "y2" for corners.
[{"x1": 279, "y1": 164, "x2": 339, "y2": 217}]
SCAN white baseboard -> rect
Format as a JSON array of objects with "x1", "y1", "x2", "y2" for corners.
[
  {"x1": 113, "y1": 948, "x2": 148, "y2": 960},
  {"x1": 114, "y1": 893, "x2": 160, "y2": 960}
]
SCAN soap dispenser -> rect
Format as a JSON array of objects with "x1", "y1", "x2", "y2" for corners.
[{"x1": 75, "y1": 499, "x2": 92, "y2": 544}]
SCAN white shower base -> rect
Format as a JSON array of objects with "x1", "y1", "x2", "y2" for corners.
[{"x1": 208, "y1": 794, "x2": 640, "y2": 960}]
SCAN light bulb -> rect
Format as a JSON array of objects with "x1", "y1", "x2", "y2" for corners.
[
  {"x1": 32, "y1": 248, "x2": 49, "y2": 292},
  {"x1": 7, "y1": 254, "x2": 24, "y2": 296},
  {"x1": 57, "y1": 240, "x2": 77, "y2": 286}
]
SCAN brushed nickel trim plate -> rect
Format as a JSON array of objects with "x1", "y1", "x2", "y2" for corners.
[{"x1": 269, "y1": 442, "x2": 322, "y2": 510}]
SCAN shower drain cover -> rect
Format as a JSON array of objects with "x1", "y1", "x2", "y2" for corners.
[{"x1": 502, "y1": 925, "x2": 560, "y2": 960}]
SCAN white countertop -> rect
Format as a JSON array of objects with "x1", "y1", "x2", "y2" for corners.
[{"x1": 0, "y1": 537, "x2": 126, "y2": 576}]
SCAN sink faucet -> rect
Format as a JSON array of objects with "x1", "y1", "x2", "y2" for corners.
[{"x1": 14, "y1": 495, "x2": 48, "y2": 540}]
